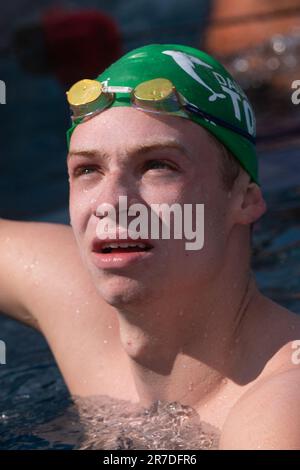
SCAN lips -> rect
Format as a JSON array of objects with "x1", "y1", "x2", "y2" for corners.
[
  {"x1": 90, "y1": 234, "x2": 155, "y2": 270},
  {"x1": 91, "y1": 237, "x2": 154, "y2": 254}
]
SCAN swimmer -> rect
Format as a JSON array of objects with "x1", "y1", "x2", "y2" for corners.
[{"x1": 1, "y1": 44, "x2": 300, "y2": 449}]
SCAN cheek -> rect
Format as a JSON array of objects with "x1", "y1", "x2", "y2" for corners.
[
  {"x1": 69, "y1": 186, "x2": 95, "y2": 236},
  {"x1": 139, "y1": 180, "x2": 188, "y2": 206},
  {"x1": 189, "y1": 184, "x2": 230, "y2": 258},
  {"x1": 203, "y1": 197, "x2": 230, "y2": 264}
]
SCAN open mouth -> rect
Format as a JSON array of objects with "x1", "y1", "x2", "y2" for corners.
[{"x1": 93, "y1": 241, "x2": 154, "y2": 254}]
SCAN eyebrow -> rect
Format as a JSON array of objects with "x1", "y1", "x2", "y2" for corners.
[{"x1": 67, "y1": 139, "x2": 191, "y2": 162}]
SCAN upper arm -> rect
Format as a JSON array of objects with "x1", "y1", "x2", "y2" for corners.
[
  {"x1": 0, "y1": 219, "x2": 73, "y2": 330},
  {"x1": 220, "y1": 369, "x2": 300, "y2": 450}
]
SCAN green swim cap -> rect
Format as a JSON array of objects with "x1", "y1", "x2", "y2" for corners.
[{"x1": 66, "y1": 44, "x2": 258, "y2": 183}]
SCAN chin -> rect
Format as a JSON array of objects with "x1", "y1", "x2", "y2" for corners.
[{"x1": 92, "y1": 271, "x2": 151, "y2": 308}]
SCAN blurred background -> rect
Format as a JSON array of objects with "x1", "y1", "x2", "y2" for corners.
[{"x1": 0, "y1": 0, "x2": 300, "y2": 449}]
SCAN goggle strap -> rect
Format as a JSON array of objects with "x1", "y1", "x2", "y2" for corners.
[{"x1": 185, "y1": 103, "x2": 256, "y2": 144}]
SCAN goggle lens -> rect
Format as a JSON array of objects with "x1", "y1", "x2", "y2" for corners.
[
  {"x1": 133, "y1": 78, "x2": 174, "y2": 102},
  {"x1": 67, "y1": 79, "x2": 103, "y2": 106},
  {"x1": 67, "y1": 79, "x2": 114, "y2": 120}
]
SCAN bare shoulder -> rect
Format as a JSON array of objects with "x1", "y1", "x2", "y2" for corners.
[
  {"x1": 0, "y1": 219, "x2": 107, "y2": 330},
  {"x1": 220, "y1": 366, "x2": 300, "y2": 449},
  {"x1": 220, "y1": 300, "x2": 300, "y2": 450}
]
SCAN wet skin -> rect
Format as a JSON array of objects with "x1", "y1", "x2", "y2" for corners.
[{"x1": 1, "y1": 107, "x2": 300, "y2": 449}]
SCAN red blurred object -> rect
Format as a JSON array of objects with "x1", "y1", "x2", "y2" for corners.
[{"x1": 42, "y1": 8, "x2": 123, "y2": 88}]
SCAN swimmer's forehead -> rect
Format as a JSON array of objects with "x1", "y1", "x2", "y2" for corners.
[{"x1": 67, "y1": 137, "x2": 194, "y2": 162}]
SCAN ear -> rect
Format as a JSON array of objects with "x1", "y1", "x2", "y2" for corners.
[{"x1": 234, "y1": 181, "x2": 267, "y2": 225}]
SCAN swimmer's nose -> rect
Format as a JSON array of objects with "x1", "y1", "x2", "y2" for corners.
[
  {"x1": 92, "y1": 171, "x2": 140, "y2": 218},
  {"x1": 93, "y1": 196, "x2": 144, "y2": 222}
]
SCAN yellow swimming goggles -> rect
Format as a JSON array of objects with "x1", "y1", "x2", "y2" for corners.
[{"x1": 66, "y1": 77, "x2": 255, "y2": 143}]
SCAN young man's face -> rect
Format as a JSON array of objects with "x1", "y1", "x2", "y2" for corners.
[{"x1": 67, "y1": 106, "x2": 241, "y2": 307}]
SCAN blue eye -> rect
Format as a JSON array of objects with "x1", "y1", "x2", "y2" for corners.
[
  {"x1": 145, "y1": 160, "x2": 173, "y2": 170},
  {"x1": 73, "y1": 166, "x2": 97, "y2": 177},
  {"x1": 81, "y1": 168, "x2": 95, "y2": 174}
]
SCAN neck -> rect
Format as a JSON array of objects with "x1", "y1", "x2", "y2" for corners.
[{"x1": 114, "y1": 252, "x2": 261, "y2": 409}]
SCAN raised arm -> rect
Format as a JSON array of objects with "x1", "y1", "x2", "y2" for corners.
[{"x1": 0, "y1": 219, "x2": 76, "y2": 330}]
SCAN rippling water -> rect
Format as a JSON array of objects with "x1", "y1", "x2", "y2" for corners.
[{"x1": 35, "y1": 397, "x2": 220, "y2": 450}]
